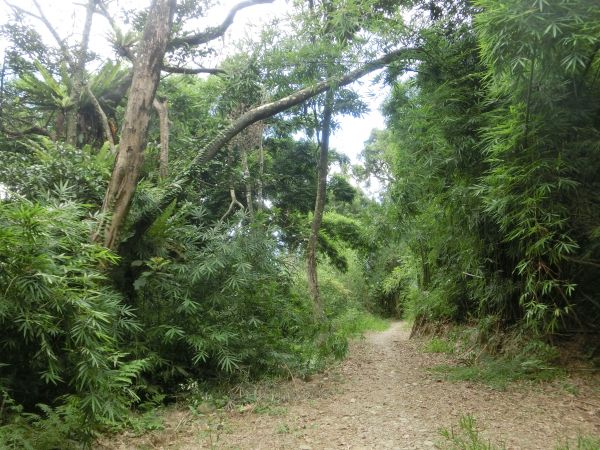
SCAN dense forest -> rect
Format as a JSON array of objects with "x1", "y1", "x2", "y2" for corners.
[{"x1": 0, "y1": 0, "x2": 599, "y2": 447}]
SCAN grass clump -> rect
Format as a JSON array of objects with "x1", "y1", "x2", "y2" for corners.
[
  {"x1": 429, "y1": 326, "x2": 564, "y2": 389},
  {"x1": 440, "y1": 415, "x2": 600, "y2": 450},
  {"x1": 333, "y1": 308, "x2": 389, "y2": 339},
  {"x1": 439, "y1": 414, "x2": 503, "y2": 449},
  {"x1": 430, "y1": 352, "x2": 564, "y2": 390},
  {"x1": 423, "y1": 337, "x2": 455, "y2": 354},
  {"x1": 556, "y1": 436, "x2": 600, "y2": 450}
]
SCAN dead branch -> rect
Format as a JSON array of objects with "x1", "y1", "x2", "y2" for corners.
[{"x1": 167, "y1": 0, "x2": 274, "y2": 50}]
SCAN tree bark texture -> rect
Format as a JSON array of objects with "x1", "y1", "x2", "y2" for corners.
[
  {"x1": 122, "y1": 47, "x2": 419, "y2": 250},
  {"x1": 94, "y1": 0, "x2": 176, "y2": 249},
  {"x1": 153, "y1": 98, "x2": 169, "y2": 179},
  {"x1": 306, "y1": 88, "x2": 334, "y2": 322}
]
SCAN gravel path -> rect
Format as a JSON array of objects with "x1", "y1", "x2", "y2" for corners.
[{"x1": 99, "y1": 322, "x2": 600, "y2": 449}]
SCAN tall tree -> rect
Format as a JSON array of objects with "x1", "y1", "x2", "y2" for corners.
[
  {"x1": 94, "y1": 0, "x2": 274, "y2": 248},
  {"x1": 306, "y1": 88, "x2": 334, "y2": 321},
  {"x1": 94, "y1": 0, "x2": 176, "y2": 249}
]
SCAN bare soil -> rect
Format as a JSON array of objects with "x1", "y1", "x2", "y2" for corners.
[{"x1": 97, "y1": 322, "x2": 600, "y2": 449}]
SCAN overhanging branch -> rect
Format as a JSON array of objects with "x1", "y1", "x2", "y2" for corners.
[
  {"x1": 122, "y1": 47, "x2": 420, "y2": 248},
  {"x1": 7, "y1": 0, "x2": 75, "y2": 68},
  {"x1": 167, "y1": 0, "x2": 274, "y2": 50}
]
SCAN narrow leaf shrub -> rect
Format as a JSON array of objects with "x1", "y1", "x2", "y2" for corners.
[{"x1": 0, "y1": 198, "x2": 145, "y2": 443}]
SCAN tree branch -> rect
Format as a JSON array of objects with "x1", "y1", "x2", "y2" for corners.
[
  {"x1": 122, "y1": 47, "x2": 420, "y2": 248},
  {"x1": 6, "y1": 0, "x2": 76, "y2": 68},
  {"x1": 96, "y1": 0, "x2": 136, "y2": 60},
  {"x1": 86, "y1": 84, "x2": 116, "y2": 153},
  {"x1": 167, "y1": 0, "x2": 274, "y2": 50},
  {"x1": 1, "y1": 124, "x2": 51, "y2": 138},
  {"x1": 161, "y1": 65, "x2": 226, "y2": 75}
]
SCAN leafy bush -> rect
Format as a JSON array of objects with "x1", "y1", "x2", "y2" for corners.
[
  {"x1": 126, "y1": 208, "x2": 320, "y2": 386},
  {"x1": 0, "y1": 198, "x2": 145, "y2": 442},
  {"x1": 0, "y1": 140, "x2": 113, "y2": 205}
]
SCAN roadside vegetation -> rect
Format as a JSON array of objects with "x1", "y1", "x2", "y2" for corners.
[
  {"x1": 0, "y1": 0, "x2": 599, "y2": 447},
  {"x1": 440, "y1": 415, "x2": 600, "y2": 450}
]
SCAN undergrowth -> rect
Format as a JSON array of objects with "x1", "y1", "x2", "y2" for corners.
[
  {"x1": 427, "y1": 324, "x2": 564, "y2": 389},
  {"x1": 440, "y1": 415, "x2": 600, "y2": 450},
  {"x1": 439, "y1": 414, "x2": 503, "y2": 449},
  {"x1": 423, "y1": 337, "x2": 455, "y2": 354}
]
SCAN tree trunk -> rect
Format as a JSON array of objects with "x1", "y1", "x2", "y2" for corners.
[
  {"x1": 94, "y1": 0, "x2": 175, "y2": 249},
  {"x1": 306, "y1": 88, "x2": 334, "y2": 323},
  {"x1": 257, "y1": 134, "x2": 264, "y2": 211},
  {"x1": 240, "y1": 145, "x2": 254, "y2": 217},
  {"x1": 66, "y1": 0, "x2": 97, "y2": 146},
  {"x1": 153, "y1": 98, "x2": 169, "y2": 179}
]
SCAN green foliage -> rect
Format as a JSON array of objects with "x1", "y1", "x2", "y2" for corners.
[
  {"x1": 473, "y1": 0, "x2": 600, "y2": 332},
  {"x1": 368, "y1": 0, "x2": 600, "y2": 338},
  {"x1": 431, "y1": 338, "x2": 563, "y2": 390},
  {"x1": 439, "y1": 414, "x2": 504, "y2": 450},
  {"x1": 440, "y1": 415, "x2": 600, "y2": 450},
  {"x1": 0, "y1": 395, "x2": 82, "y2": 450},
  {"x1": 0, "y1": 139, "x2": 113, "y2": 205},
  {"x1": 0, "y1": 198, "x2": 145, "y2": 442},
  {"x1": 128, "y1": 208, "x2": 312, "y2": 382},
  {"x1": 423, "y1": 337, "x2": 455, "y2": 354},
  {"x1": 556, "y1": 436, "x2": 600, "y2": 450},
  {"x1": 287, "y1": 247, "x2": 388, "y2": 371},
  {"x1": 333, "y1": 308, "x2": 388, "y2": 338}
]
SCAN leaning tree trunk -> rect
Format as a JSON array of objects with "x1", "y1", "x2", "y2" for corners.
[
  {"x1": 94, "y1": 0, "x2": 175, "y2": 249},
  {"x1": 120, "y1": 48, "x2": 418, "y2": 250},
  {"x1": 86, "y1": 85, "x2": 116, "y2": 153},
  {"x1": 306, "y1": 88, "x2": 334, "y2": 323}
]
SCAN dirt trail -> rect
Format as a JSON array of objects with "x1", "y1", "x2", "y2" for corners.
[{"x1": 101, "y1": 322, "x2": 600, "y2": 449}]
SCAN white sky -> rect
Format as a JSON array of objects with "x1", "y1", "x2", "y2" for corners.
[{"x1": 0, "y1": 0, "x2": 389, "y2": 194}]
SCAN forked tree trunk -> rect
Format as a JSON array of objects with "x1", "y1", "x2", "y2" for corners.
[
  {"x1": 306, "y1": 88, "x2": 334, "y2": 323},
  {"x1": 94, "y1": 0, "x2": 176, "y2": 249}
]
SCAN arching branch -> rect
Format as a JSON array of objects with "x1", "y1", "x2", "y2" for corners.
[
  {"x1": 86, "y1": 84, "x2": 116, "y2": 153},
  {"x1": 167, "y1": 0, "x2": 274, "y2": 50},
  {"x1": 122, "y1": 47, "x2": 420, "y2": 248}
]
